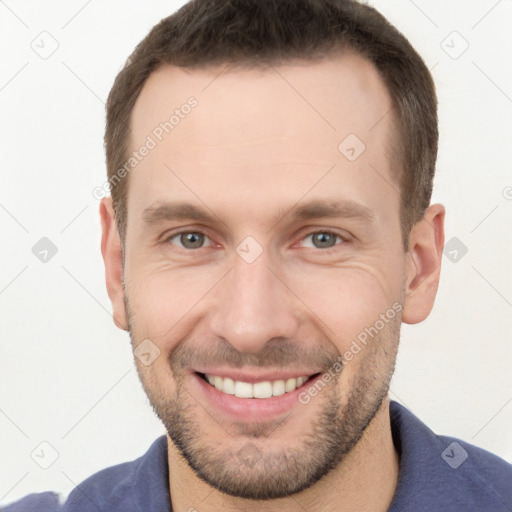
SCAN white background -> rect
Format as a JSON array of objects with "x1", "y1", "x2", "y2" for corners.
[{"x1": 1, "y1": 0, "x2": 511, "y2": 506}]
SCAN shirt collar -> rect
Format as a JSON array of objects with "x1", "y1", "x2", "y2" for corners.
[{"x1": 132, "y1": 435, "x2": 171, "y2": 512}]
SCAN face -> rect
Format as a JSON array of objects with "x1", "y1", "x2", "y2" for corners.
[{"x1": 113, "y1": 54, "x2": 410, "y2": 499}]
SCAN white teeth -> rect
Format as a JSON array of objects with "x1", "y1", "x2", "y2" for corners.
[
  {"x1": 222, "y1": 377, "x2": 235, "y2": 395},
  {"x1": 285, "y1": 378, "x2": 297, "y2": 392},
  {"x1": 272, "y1": 379, "x2": 286, "y2": 397},
  {"x1": 234, "y1": 381, "x2": 253, "y2": 398},
  {"x1": 253, "y1": 381, "x2": 273, "y2": 399},
  {"x1": 204, "y1": 374, "x2": 311, "y2": 398},
  {"x1": 214, "y1": 375, "x2": 223, "y2": 391}
]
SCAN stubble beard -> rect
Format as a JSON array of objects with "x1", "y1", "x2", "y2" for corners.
[{"x1": 125, "y1": 294, "x2": 401, "y2": 500}]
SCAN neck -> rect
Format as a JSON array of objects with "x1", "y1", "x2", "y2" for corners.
[{"x1": 167, "y1": 397, "x2": 399, "y2": 512}]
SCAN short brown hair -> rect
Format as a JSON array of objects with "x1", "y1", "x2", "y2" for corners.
[{"x1": 105, "y1": 0, "x2": 438, "y2": 251}]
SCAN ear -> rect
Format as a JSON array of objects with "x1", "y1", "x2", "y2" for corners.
[
  {"x1": 100, "y1": 197, "x2": 128, "y2": 331},
  {"x1": 402, "y1": 203, "x2": 445, "y2": 324}
]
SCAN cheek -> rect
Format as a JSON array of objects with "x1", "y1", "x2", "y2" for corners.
[
  {"x1": 284, "y1": 260, "x2": 403, "y2": 351},
  {"x1": 126, "y1": 264, "x2": 216, "y2": 337}
]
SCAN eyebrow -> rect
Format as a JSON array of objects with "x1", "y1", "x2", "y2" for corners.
[{"x1": 142, "y1": 199, "x2": 375, "y2": 228}]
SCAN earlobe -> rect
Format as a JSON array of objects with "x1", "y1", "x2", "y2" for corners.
[
  {"x1": 402, "y1": 203, "x2": 445, "y2": 325},
  {"x1": 100, "y1": 197, "x2": 129, "y2": 331}
]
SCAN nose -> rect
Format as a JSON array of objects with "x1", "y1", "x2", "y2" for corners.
[{"x1": 209, "y1": 252, "x2": 300, "y2": 354}]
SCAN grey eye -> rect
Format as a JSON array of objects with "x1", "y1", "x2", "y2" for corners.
[
  {"x1": 309, "y1": 232, "x2": 340, "y2": 249},
  {"x1": 176, "y1": 232, "x2": 206, "y2": 249}
]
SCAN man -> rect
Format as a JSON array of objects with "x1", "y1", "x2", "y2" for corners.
[{"x1": 4, "y1": 0, "x2": 511, "y2": 511}]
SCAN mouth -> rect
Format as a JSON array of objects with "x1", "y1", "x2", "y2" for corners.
[
  {"x1": 190, "y1": 368, "x2": 324, "y2": 421},
  {"x1": 197, "y1": 372, "x2": 320, "y2": 399}
]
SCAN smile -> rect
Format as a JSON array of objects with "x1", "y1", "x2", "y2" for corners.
[{"x1": 200, "y1": 373, "x2": 314, "y2": 398}]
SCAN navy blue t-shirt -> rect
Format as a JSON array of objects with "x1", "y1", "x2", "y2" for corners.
[{"x1": 3, "y1": 401, "x2": 511, "y2": 511}]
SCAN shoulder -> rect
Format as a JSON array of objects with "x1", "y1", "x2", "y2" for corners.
[
  {"x1": 0, "y1": 460, "x2": 137, "y2": 512},
  {"x1": 1, "y1": 491, "x2": 63, "y2": 512},
  {"x1": 436, "y1": 433, "x2": 512, "y2": 507},
  {"x1": 389, "y1": 400, "x2": 512, "y2": 512},
  {"x1": 1, "y1": 436, "x2": 168, "y2": 512},
  {"x1": 61, "y1": 435, "x2": 168, "y2": 512}
]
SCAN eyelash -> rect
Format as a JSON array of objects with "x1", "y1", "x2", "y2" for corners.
[{"x1": 162, "y1": 229, "x2": 348, "y2": 253}]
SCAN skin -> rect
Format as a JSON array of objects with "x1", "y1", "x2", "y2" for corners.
[{"x1": 100, "y1": 52, "x2": 445, "y2": 511}]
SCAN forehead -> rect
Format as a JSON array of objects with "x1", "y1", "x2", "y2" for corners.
[
  {"x1": 131, "y1": 52, "x2": 395, "y2": 148},
  {"x1": 126, "y1": 53, "x2": 399, "y2": 231}
]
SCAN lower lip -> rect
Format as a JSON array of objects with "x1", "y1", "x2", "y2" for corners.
[{"x1": 191, "y1": 372, "x2": 321, "y2": 422}]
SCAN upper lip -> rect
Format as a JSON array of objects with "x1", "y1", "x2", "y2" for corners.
[{"x1": 194, "y1": 367, "x2": 322, "y2": 383}]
